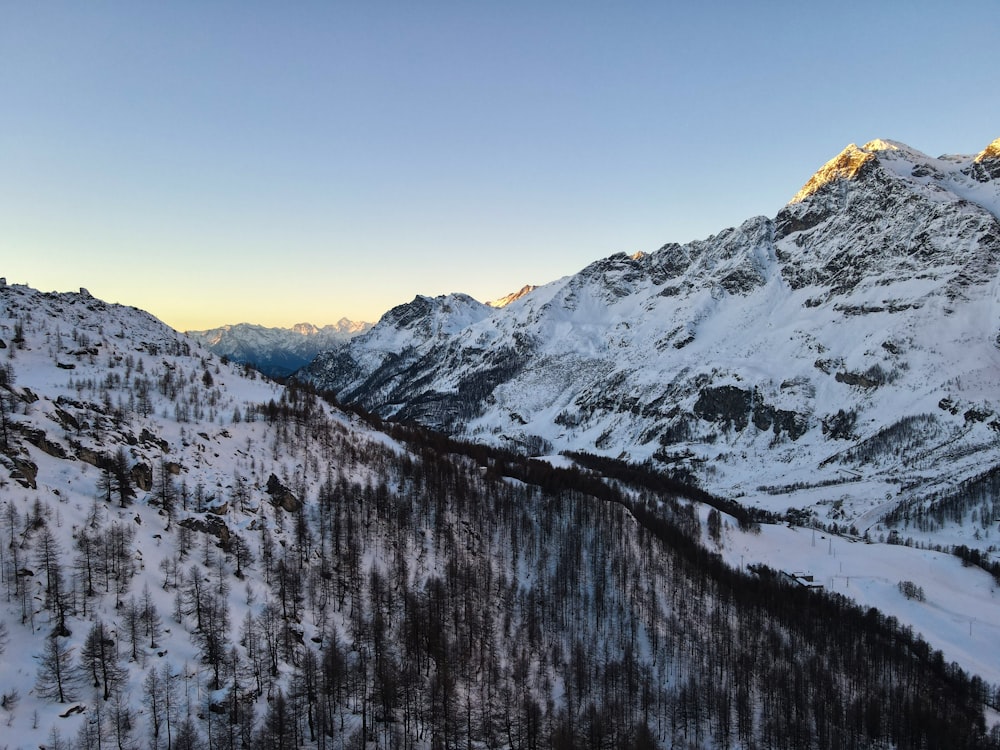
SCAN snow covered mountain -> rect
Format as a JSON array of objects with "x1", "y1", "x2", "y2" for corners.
[
  {"x1": 299, "y1": 138, "x2": 1000, "y2": 544},
  {"x1": 187, "y1": 319, "x2": 371, "y2": 378},
  {"x1": 4, "y1": 278, "x2": 1000, "y2": 746}
]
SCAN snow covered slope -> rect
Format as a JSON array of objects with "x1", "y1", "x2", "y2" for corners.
[
  {"x1": 299, "y1": 138, "x2": 1000, "y2": 543},
  {"x1": 187, "y1": 319, "x2": 370, "y2": 378},
  {"x1": 0, "y1": 283, "x2": 389, "y2": 746}
]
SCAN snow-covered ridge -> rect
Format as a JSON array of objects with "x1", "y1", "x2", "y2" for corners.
[{"x1": 486, "y1": 284, "x2": 538, "y2": 308}]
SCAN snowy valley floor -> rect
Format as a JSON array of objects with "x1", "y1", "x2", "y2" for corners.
[{"x1": 713, "y1": 510, "x2": 1000, "y2": 688}]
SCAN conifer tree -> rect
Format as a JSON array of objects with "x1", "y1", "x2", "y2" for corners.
[
  {"x1": 35, "y1": 636, "x2": 76, "y2": 703},
  {"x1": 79, "y1": 620, "x2": 126, "y2": 701}
]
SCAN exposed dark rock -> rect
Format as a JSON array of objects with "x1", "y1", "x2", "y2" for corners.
[
  {"x1": 52, "y1": 405, "x2": 80, "y2": 431},
  {"x1": 775, "y1": 201, "x2": 836, "y2": 242},
  {"x1": 719, "y1": 266, "x2": 765, "y2": 294},
  {"x1": 836, "y1": 371, "x2": 877, "y2": 388},
  {"x1": 73, "y1": 445, "x2": 103, "y2": 468},
  {"x1": 266, "y1": 473, "x2": 300, "y2": 512},
  {"x1": 179, "y1": 515, "x2": 231, "y2": 548},
  {"x1": 131, "y1": 462, "x2": 153, "y2": 492},
  {"x1": 18, "y1": 426, "x2": 68, "y2": 459},
  {"x1": 938, "y1": 398, "x2": 960, "y2": 415},
  {"x1": 10, "y1": 457, "x2": 37, "y2": 488},
  {"x1": 694, "y1": 386, "x2": 752, "y2": 432},
  {"x1": 967, "y1": 158, "x2": 1000, "y2": 183},
  {"x1": 56, "y1": 394, "x2": 105, "y2": 414},
  {"x1": 140, "y1": 428, "x2": 169, "y2": 452},
  {"x1": 822, "y1": 409, "x2": 858, "y2": 440},
  {"x1": 964, "y1": 406, "x2": 993, "y2": 423},
  {"x1": 751, "y1": 403, "x2": 808, "y2": 440},
  {"x1": 835, "y1": 365, "x2": 892, "y2": 389},
  {"x1": 964, "y1": 140, "x2": 1000, "y2": 182}
]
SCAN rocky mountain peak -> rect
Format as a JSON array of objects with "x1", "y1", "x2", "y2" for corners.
[
  {"x1": 789, "y1": 142, "x2": 876, "y2": 204},
  {"x1": 967, "y1": 137, "x2": 1000, "y2": 183},
  {"x1": 861, "y1": 138, "x2": 906, "y2": 152},
  {"x1": 774, "y1": 137, "x2": 1000, "y2": 297},
  {"x1": 486, "y1": 284, "x2": 538, "y2": 308},
  {"x1": 786, "y1": 139, "x2": 940, "y2": 207},
  {"x1": 976, "y1": 137, "x2": 1000, "y2": 162},
  {"x1": 380, "y1": 293, "x2": 487, "y2": 330}
]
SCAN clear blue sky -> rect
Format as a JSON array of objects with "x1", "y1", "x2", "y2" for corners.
[{"x1": 2, "y1": 1, "x2": 997, "y2": 330}]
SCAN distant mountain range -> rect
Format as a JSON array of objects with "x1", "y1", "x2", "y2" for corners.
[
  {"x1": 298, "y1": 137, "x2": 1000, "y2": 541},
  {"x1": 187, "y1": 319, "x2": 371, "y2": 378}
]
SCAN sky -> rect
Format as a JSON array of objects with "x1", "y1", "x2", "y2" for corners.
[{"x1": 1, "y1": 1, "x2": 998, "y2": 331}]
